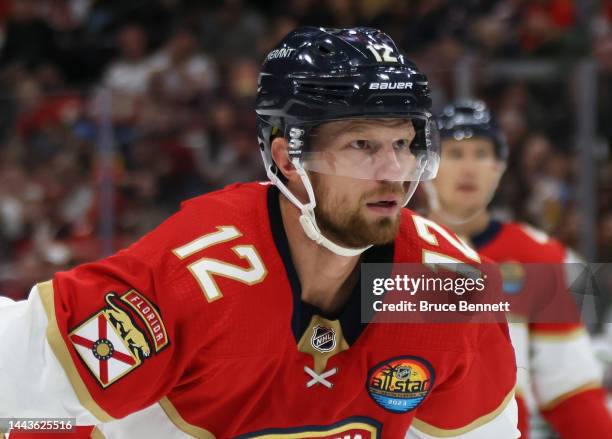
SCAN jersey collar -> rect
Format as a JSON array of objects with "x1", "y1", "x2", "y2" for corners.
[
  {"x1": 471, "y1": 219, "x2": 503, "y2": 249},
  {"x1": 266, "y1": 185, "x2": 395, "y2": 346}
]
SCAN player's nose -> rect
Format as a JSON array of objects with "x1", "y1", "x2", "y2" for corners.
[{"x1": 373, "y1": 145, "x2": 407, "y2": 181}]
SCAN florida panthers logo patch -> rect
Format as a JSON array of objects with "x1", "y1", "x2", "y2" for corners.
[
  {"x1": 69, "y1": 290, "x2": 168, "y2": 387},
  {"x1": 367, "y1": 356, "x2": 434, "y2": 414}
]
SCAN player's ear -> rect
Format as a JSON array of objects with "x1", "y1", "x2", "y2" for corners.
[
  {"x1": 271, "y1": 137, "x2": 299, "y2": 182},
  {"x1": 494, "y1": 160, "x2": 507, "y2": 176},
  {"x1": 492, "y1": 160, "x2": 507, "y2": 187}
]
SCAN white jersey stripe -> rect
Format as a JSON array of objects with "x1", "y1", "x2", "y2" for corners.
[{"x1": 531, "y1": 332, "x2": 603, "y2": 407}]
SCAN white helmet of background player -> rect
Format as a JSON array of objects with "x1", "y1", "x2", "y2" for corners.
[{"x1": 255, "y1": 27, "x2": 440, "y2": 256}]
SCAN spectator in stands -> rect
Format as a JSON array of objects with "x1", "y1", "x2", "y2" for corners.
[
  {"x1": 148, "y1": 26, "x2": 217, "y2": 105},
  {"x1": 0, "y1": 0, "x2": 59, "y2": 69}
]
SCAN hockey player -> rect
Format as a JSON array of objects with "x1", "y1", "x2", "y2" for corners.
[
  {"x1": 426, "y1": 99, "x2": 612, "y2": 438},
  {"x1": 0, "y1": 28, "x2": 519, "y2": 438}
]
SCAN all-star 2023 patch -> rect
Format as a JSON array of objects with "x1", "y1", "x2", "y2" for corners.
[
  {"x1": 69, "y1": 290, "x2": 168, "y2": 387},
  {"x1": 367, "y1": 356, "x2": 434, "y2": 414}
]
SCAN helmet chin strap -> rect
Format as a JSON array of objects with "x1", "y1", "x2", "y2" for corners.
[
  {"x1": 298, "y1": 212, "x2": 368, "y2": 257},
  {"x1": 261, "y1": 150, "x2": 370, "y2": 257},
  {"x1": 293, "y1": 158, "x2": 371, "y2": 257}
]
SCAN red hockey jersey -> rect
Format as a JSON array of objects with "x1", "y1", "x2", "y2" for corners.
[
  {"x1": 1, "y1": 183, "x2": 519, "y2": 438},
  {"x1": 472, "y1": 220, "x2": 612, "y2": 439}
]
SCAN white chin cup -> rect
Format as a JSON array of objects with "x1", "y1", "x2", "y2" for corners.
[{"x1": 299, "y1": 212, "x2": 370, "y2": 257}]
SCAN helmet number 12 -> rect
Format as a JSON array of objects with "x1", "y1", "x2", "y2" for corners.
[
  {"x1": 367, "y1": 44, "x2": 398, "y2": 63},
  {"x1": 172, "y1": 226, "x2": 267, "y2": 302}
]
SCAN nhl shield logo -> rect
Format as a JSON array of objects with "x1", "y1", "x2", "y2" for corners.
[
  {"x1": 311, "y1": 325, "x2": 337, "y2": 353},
  {"x1": 395, "y1": 366, "x2": 412, "y2": 381}
]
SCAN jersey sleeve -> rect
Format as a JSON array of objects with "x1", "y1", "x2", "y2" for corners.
[
  {"x1": 539, "y1": 387, "x2": 612, "y2": 438},
  {"x1": 407, "y1": 324, "x2": 520, "y2": 439},
  {"x1": 529, "y1": 324, "x2": 612, "y2": 437},
  {"x1": 529, "y1": 249, "x2": 612, "y2": 437},
  {"x1": 0, "y1": 213, "x2": 200, "y2": 425}
]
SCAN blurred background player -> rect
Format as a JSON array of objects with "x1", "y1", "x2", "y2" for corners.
[{"x1": 424, "y1": 99, "x2": 612, "y2": 438}]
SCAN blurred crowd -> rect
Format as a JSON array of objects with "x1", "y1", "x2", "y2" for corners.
[{"x1": 0, "y1": 0, "x2": 611, "y2": 300}]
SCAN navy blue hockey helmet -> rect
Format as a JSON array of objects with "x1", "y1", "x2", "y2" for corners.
[
  {"x1": 256, "y1": 26, "x2": 440, "y2": 182},
  {"x1": 436, "y1": 99, "x2": 509, "y2": 161}
]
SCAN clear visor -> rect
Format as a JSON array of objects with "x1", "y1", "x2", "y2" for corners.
[{"x1": 295, "y1": 116, "x2": 440, "y2": 182}]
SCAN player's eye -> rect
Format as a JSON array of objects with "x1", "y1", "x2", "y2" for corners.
[
  {"x1": 393, "y1": 139, "x2": 412, "y2": 151},
  {"x1": 475, "y1": 147, "x2": 494, "y2": 160},
  {"x1": 348, "y1": 140, "x2": 371, "y2": 150},
  {"x1": 446, "y1": 148, "x2": 463, "y2": 159}
]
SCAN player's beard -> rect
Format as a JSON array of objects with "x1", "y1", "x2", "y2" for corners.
[{"x1": 310, "y1": 173, "x2": 406, "y2": 248}]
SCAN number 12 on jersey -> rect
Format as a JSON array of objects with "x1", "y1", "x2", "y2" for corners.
[{"x1": 172, "y1": 226, "x2": 267, "y2": 302}]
